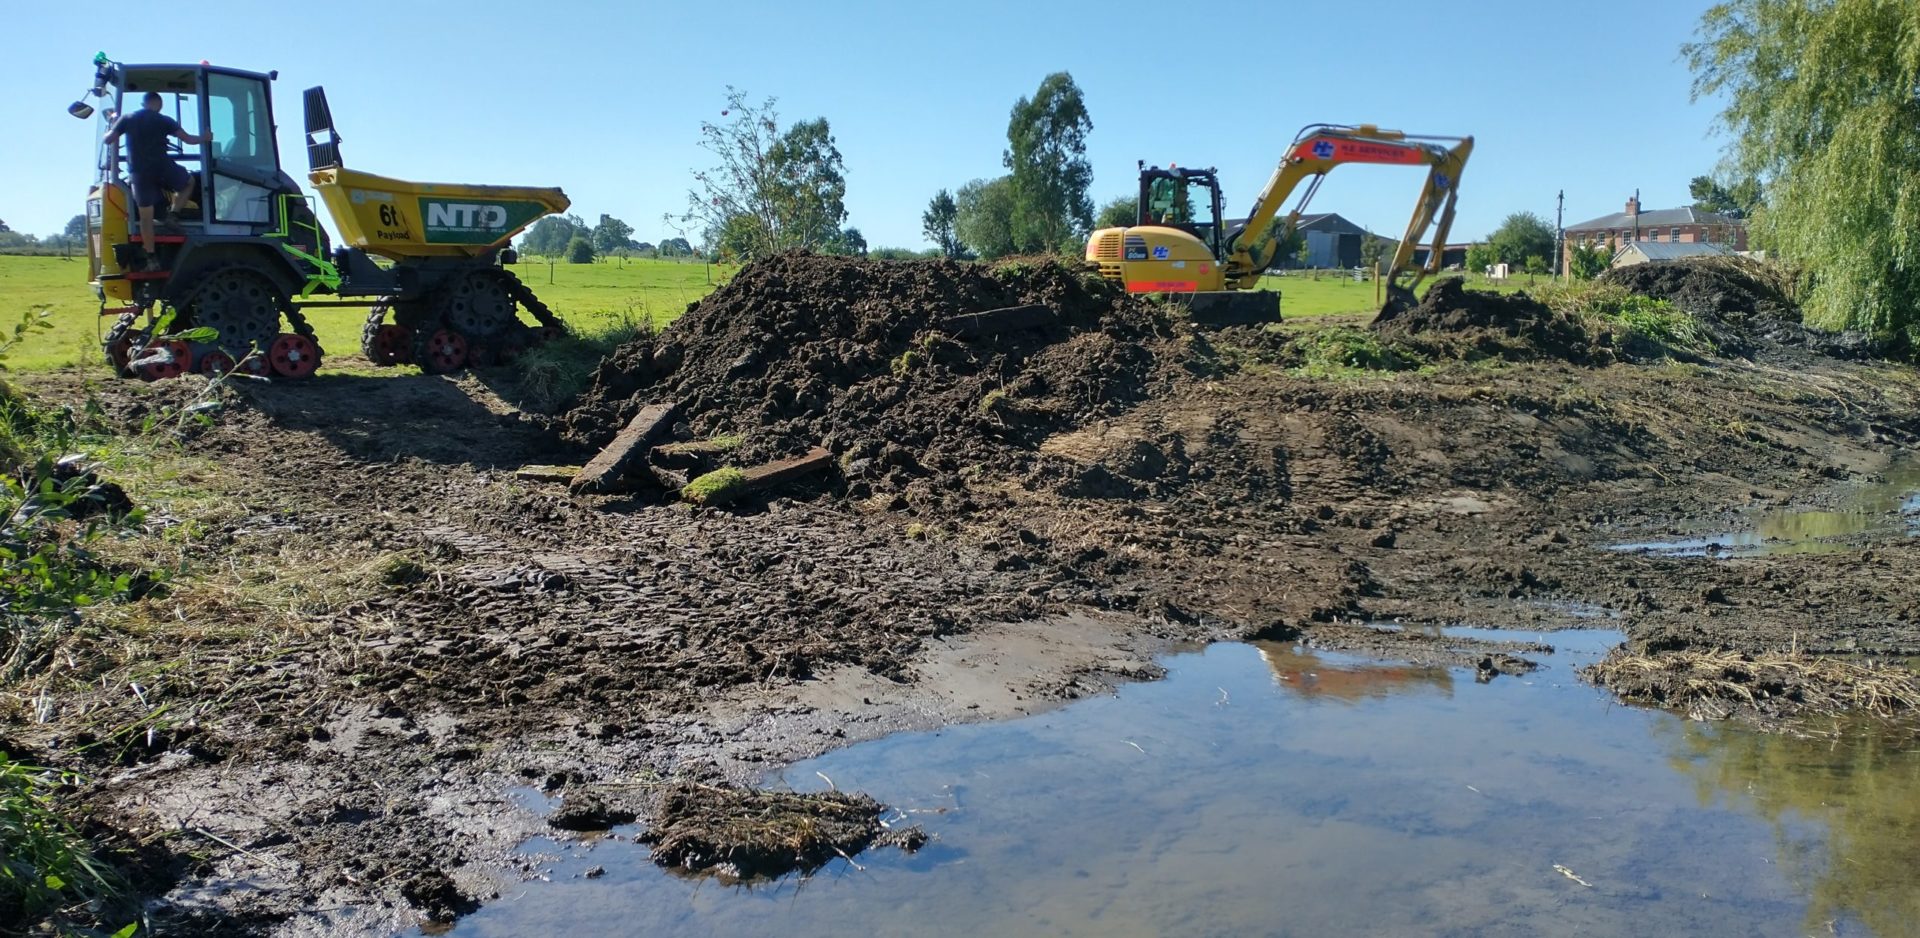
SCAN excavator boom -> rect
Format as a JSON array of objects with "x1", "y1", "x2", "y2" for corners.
[{"x1": 1226, "y1": 125, "x2": 1472, "y2": 307}]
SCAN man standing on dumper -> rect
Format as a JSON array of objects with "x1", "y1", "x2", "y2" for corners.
[{"x1": 103, "y1": 91, "x2": 209, "y2": 269}]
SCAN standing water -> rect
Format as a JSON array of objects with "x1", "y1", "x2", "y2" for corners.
[{"x1": 439, "y1": 631, "x2": 1920, "y2": 937}]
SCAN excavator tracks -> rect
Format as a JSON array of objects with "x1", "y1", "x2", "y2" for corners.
[{"x1": 360, "y1": 268, "x2": 568, "y2": 374}]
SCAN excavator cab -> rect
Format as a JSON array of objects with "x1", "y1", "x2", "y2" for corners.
[{"x1": 1140, "y1": 166, "x2": 1225, "y2": 258}]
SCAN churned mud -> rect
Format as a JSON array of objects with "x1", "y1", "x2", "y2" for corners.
[{"x1": 8, "y1": 254, "x2": 1920, "y2": 934}]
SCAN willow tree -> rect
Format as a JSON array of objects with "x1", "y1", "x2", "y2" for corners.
[{"x1": 1686, "y1": 2, "x2": 1920, "y2": 339}]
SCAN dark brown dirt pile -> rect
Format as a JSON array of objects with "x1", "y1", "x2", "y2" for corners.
[
  {"x1": 1599, "y1": 257, "x2": 1798, "y2": 328},
  {"x1": 565, "y1": 253, "x2": 1179, "y2": 496},
  {"x1": 643, "y1": 781, "x2": 923, "y2": 881},
  {"x1": 1371, "y1": 278, "x2": 1613, "y2": 364}
]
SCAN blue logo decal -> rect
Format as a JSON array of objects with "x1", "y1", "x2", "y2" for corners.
[
  {"x1": 1312, "y1": 140, "x2": 1336, "y2": 160},
  {"x1": 1434, "y1": 173, "x2": 1452, "y2": 190},
  {"x1": 1152, "y1": 245, "x2": 1171, "y2": 260}
]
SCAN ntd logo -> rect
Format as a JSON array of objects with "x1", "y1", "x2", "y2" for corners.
[{"x1": 425, "y1": 202, "x2": 508, "y2": 230}]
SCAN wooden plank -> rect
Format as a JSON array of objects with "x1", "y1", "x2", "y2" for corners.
[
  {"x1": 516, "y1": 464, "x2": 583, "y2": 483},
  {"x1": 739, "y1": 447, "x2": 834, "y2": 489},
  {"x1": 682, "y1": 448, "x2": 834, "y2": 507},
  {"x1": 940, "y1": 304, "x2": 1055, "y2": 338},
  {"x1": 570, "y1": 401, "x2": 679, "y2": 493}
]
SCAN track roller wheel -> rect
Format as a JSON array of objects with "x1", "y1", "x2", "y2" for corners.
[
  {"x1": 197, "y1": 350, "x2": 236, "y2": 377},
  {"x1": 538, "y1": 324, "x2": 566, "y2": 344},
  {"x1": 268, "y1": 333, "x2": 321, "y2": 379},
  {"x1": 466, "y1": 343, "x2": 495, "y2": 369},
  {"x1": 104, "y1": 311, "x2": 143, "y2": 379},
  {"x1": 417, "y1": 329, "x2": 469, "y2": 374},
  {"x1": 369, "y1": 324, "x2": 412, "y2": 366},
  {"x1": 137, "y1": 340, "x2": 192, "y2": 382}
]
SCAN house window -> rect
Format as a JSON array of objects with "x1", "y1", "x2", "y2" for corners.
[{"x1": 1670, "y1": 227, "x2": 1680, "y2": 242}]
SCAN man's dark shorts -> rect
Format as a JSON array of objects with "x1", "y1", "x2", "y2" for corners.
[{"x1": 130, "y1": 163, "x2": 192, "y2": 210}]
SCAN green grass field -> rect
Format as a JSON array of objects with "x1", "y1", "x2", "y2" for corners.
[
  {"x1": 0, "y1": 254, "x2": 726, "y2": 371},
  {"x1": 1255, "y1": 269, "x2": 1538, "y2": 318}
]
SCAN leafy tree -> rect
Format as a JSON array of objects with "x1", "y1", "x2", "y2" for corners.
[
  {"x1": 1523, "y1": 254, "x2": 1549, "y2": 284},
  {"x1": 1568, "y1": 242, "x2": 1613, "y2": 280},
  {"x1": 872, "y1": 246, "x2": 937, "y2": 260},
  {"x1": 566, "y1": 235, "x2": 594, "y2": 264},
  {"x1": 922, "y1": 189, "x2": 964, "y2": 258},
  {"x1": 955, "y1": 176, "x2": 1018, "y2": 260},
  {"x1": 1688, "y1": 175, "x2": 1762, "y2": 219},
  {"x1": 591, "y1": 214, "x2": 636, "y2": 254},
  {"x1": 710, "y1": 214, "x2": 764, "y2": 263},
  {"x1": 63, "y1": 215, "x2": 86, "y2": 241},
  {"x1": 658, "y1": 237, "x2": 694, "y2": 258},
  {"x1": 1687, "y1": 1, "x2": 1920, "y2": 337},
  {"x1": 1465, "y1": 242, "x2": 1497, "y2": 273},
  {"x1": 521, "y1": 213, "x2": 587, "y2": 256},
  {"x1": 1293, "y1": 236, "x2": 1312, "y2": 270},
  {"x1": 633, "y1": 241, "x2": 656, "y2": 256},
  {"x1": 0, "y1": 219, "x2": 9, "y2": 232},
  {"x1": 1095, "y1": 196, "x2": 1138, "y2": 230},
  {"x1": 1003, "y1": 72, "x2": 1094, "y2": 253},
  {"x1": 826, "y1": 226, "x2": 867, "y2": 256},
  {"x1": 1360, "y1": 233, "x2": 1389, "y2": 271},
  {"x1": 671, "y1": 89, "x2": 848, "y2": 262},
  {"x1": 1488, "y1": 212, "x2": 1555, "y2": 266}
]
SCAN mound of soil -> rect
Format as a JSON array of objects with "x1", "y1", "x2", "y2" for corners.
[
  {"x1": 566, "y1": 253, "x2": 1179, "y2": 496},
  {"x1": 643, "y1": 781, "x2": 922, "y2": 881},
  {"x1": 1599, "y1": 257, "x2": 1797, "y2": 328},
  {"x1": 1372, "y1": 278, "x2": 1613, "y2": 365}
]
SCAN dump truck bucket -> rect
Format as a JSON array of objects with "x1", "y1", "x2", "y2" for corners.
[
  {"x1": 309, "y1": 167, "x2": 569, "y2": 261},
  {"x1": 302, "y1": 85, "x2": 567, "y2": 261}
]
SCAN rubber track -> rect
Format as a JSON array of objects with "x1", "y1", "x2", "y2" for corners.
[
  {"x1": 103, "y1": 310, "x2": 142, "y2": 378},
  {"x1": 497, "y1": 269, "x2": 567, "y2": 334}
]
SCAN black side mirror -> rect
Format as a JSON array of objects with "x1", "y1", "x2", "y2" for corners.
[{"x1": 68, "y1": 101, "x2": 94, "y2": 120}]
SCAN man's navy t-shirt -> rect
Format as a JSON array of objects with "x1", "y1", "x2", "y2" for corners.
[{"x1": 111, "y1": 109, "x2": 183, "y2": 179}]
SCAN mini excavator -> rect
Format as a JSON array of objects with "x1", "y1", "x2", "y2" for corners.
[
  {"x1": 1085, "y1": 124, "x2": 1473, "y2": 324},
  {"x1": 69, "y1": 53, "x2": 569, "y2": 380}
]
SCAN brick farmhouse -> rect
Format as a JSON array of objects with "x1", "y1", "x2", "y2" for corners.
[{"x1": 1563, "y1": 195, "x2": 1748, "y2": 271}]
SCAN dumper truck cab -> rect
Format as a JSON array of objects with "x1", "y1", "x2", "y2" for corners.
[
  {"x1": 79, "y1": 57, "x2": 327, "y2": 309},
  {"x1": 72, "y1": 53, "x2": 570, "y2": 380}
]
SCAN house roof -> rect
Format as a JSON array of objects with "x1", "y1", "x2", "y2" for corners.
[
  {"x1": 1615, "y1": 241, "x2": 1735, "y2": 262},
  {"x1": 1568, "y1": 205, "x2": 1741, "y2": 232}
]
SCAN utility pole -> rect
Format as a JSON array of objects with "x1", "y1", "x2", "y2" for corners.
[{"x1": 1555, "y1": 189, "x2": 1565, "y2": 280}]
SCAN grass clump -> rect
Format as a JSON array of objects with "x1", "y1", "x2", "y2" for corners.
[
  {"x1": 1542, "y1": 282, "x2": 1711, "y2": 354},
  {"x1": 1587, "y1": 645, "x2": 1920, "y2": 722},
  {"x1": 890, "y1": 349, "x2": 921, "y2": 377},
  {"x1": 497, "y1": 308, "x2": 655, "y2": 414},
  {"x1": 0, "y1": 753, "x2": 128, "y2": 931},
  {"x1": 682, "y1": 467, "x2": 748, "y2": 507},
  {"x1": 1293, "y1": 326, "x2": 1424, "y2": 377}
]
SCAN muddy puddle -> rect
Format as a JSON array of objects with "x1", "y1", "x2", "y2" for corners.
[
  {"x1": 1612, "y1": 460, "x2": 1920, "y2": 557},
  {"x1": 433, "y1": 632, "x2": 1920, "y2": 938}
]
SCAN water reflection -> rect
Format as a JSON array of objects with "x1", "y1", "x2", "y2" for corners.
[
  {"x1": 1612, "y1": 458, "x2": 1920, "y2": 557},
  {"x1": 1256, "y1": 641, "x2": 1456, "y2": 701},
  {"x1": 1659, "y1": 719, "x2": 1920, "y2": 937},
  {"x1": 438, "y1": 638, "x2": 1920, "y2": 938}
]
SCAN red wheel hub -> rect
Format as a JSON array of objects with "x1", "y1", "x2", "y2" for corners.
[
  {"x1": 137, "y1": 340, "x2": 192, "y2": 381},
  {"x1": 371, "y1": 324, "x2": 411, "y2": 366},
  {"x1": 423, "y1": 329, "x2": 468, "y2": 373},
  {"x1": 197, "y1": 350, "x2": 236, "y2": 377},
  {"x1": 107, "y1": 335, "x2": 136, "y2": 375},
  {"x1": 268, "y1": 333, "x2": 321, "y2": 379}
]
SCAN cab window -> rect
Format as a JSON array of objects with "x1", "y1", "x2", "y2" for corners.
[{"x1": 206, "y1": 74, "x2": 276, "y2": 175}]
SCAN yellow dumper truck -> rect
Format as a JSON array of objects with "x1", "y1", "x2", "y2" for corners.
[{"x1": 72, "y1": 53, "x2": 569, "y2": 379}]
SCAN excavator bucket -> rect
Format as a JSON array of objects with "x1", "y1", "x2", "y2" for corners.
[
  {"x1": 1182, "y1": 290, "x2": 1280, "y2": 327},
  {"x1": 1375, "y1": 285, "x2": 1421, "y2": 324}
]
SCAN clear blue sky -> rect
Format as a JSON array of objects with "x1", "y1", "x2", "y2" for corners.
[{"x1": 2, "y1": 0, "x2": 1726, "y2": 249}]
